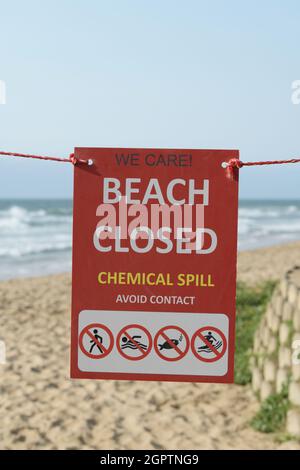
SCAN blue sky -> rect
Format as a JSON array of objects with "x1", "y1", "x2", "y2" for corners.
[{"x1": 0, "y1": 0, "x2": 299, "y2": 199}]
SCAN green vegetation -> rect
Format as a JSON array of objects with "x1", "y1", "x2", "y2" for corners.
[
  {"x1": 234, "y1": 281, "x2": 276, "y2": 385},
  {"x1": 234, "y1": 282, "x2": 292, "y2": 435},
  {"x1": 251, "y1": 384, "x2": 290, "y2": 433}
]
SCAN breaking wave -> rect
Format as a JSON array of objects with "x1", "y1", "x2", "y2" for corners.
[{"x1": 0, "y1": 199, "x2": 300, "y2": 279}]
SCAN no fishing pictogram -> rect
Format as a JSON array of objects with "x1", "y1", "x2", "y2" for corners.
[
  {"x1": 116, "y1": 324, "x2": 152, "y2": 361},
  {"x1": 191, "y1": 326, "x2": 227, "y2": 363},
  {"x1": 154, "y1": 325, "x2": 189, "y2": 362},
  {"x1": 79, "y1": 323, "x2": 114, "y2": 359}
]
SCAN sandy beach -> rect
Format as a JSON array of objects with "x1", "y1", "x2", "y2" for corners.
[{"x1": 1, "y1": 242, "x2": 300, "y2": 450}]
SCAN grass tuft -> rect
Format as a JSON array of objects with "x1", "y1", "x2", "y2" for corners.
[{"x1": 251, "y1": 384, "x2": 290, "y2": 433}]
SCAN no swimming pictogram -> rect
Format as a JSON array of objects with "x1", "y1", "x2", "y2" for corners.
[
  {"x1": 191, "y1": 326, "x2": 227, "y2": 362},
  {"x1": 154, "y1": 325, "x2": 189, "y2": 361},
  {"x1": 79, "y1": 323, "x2": 114, "y2": 359},
  {"x1": 116, "y1": 324, "x2": 152, "y2": 361}
]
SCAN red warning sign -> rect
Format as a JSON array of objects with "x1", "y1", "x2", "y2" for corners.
[
  {"x1": 71, "y1": 147, "x2": 239, "y2": 383},
  {"x1": 116, "y1": 324, "x2": 152, "y2": 361},
  {"x1": 154, "y1": 326, "x2": 189, "y2": 361},
  {"x1": 79, "y1": 323, "x2": 114, "y2": 359},
  {"x1": 191, "y1": 326, "x2": 227, "y2": 362}
]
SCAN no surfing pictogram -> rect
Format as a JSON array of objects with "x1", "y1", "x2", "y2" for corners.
[
  {"x1": 116, "y1": 324, "x2": 152, "y2": 361},
  {"x1": 79, "y1": 323, "x2": 114, "y2": 359},
  {"x1": 154, "y1": 325, "x2": 189, "y2": 361},
  {"x1": 191, "y1": 326, "x2": 227, "y2": 362}
]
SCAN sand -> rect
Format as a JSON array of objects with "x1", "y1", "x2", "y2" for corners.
[
  {"x1": 238, "y1": 241, "x2": 300, "y2": 286},
  {"x1": 1, "y1": 242, "x2": 300, "y2": 450}
]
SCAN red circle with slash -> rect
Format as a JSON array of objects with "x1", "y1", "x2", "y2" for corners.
[
  {"x1": 191, "y1": 326, "x2": 227, "y2": 362},
  {"x1": 79, "y1": 323, "x2": 114, "y2": 359},
  {"x1": 154, "y1": 325, "x2": 189, "y2": 362},
  {"x1": 116, "y1": 324, "x2": 152, "y2": 361}
]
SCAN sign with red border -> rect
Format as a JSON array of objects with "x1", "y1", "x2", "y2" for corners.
[{"x1": 71, "y1": 148, "x2": 239, "y2": 382}]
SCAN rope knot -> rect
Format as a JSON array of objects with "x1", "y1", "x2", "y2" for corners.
[
  {"x1": 228, "y1": 158, "x2": 243, "y2": 169},
  {"x1": 225, "y1": 158, "x2": 243, "y2": 180},
  {"x1": 69, "y1": 153, "x2": 78, "y2": 165}
]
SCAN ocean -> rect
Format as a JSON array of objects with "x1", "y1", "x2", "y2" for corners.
[{"x1": 0, "y1": 199, "x2": 299, "y2": 280}]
